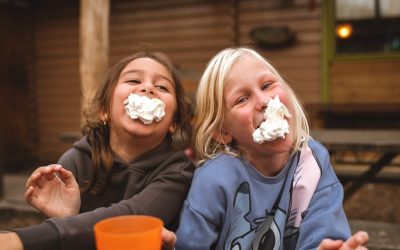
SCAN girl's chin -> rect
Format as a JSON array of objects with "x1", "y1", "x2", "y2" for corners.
[
  {"x1": 259, "y1": 136, "x2": 292, "y2": 148},
  {"x1": 127, "y1": 118, "x2": 157, "y2": 127}
]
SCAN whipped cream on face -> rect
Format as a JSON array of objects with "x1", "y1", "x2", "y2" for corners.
[
  {"x1": 123, "y1": 93, "x2": 165, "y2": 124},
  {"x1": 252, "y1": 95, "x2": 292, "y2": 144}
]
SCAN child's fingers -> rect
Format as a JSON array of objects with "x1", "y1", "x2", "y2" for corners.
[
  {"x1": 317, "y1": 239, "x2": 344, "y2": 250},
  {"x1": 58, "y1": 168, "x2": 77, "y2": 188},
  {"x1": 26, "y1": 165, "x2": 62, "y2": 188},
  {"x1": 30, "y1": 164, "x2": 61, "y2": 176},
  {"x1": 345, "y1": 231, "x2": 369, "y2": 249},
  {"x1": 26, "y1": 167, "x2": 45, "y2": 188},
  {"x1": 24, "y1": 185, "x2": 40, "y2": 207},
  {"x1": 42, "y1": 165, "x2": 62, "y2": 181},
  {"x1": 24, "y1": 186, "x2": 35, "y2": 199},
  {"x1": 25, "y1": 164, "x2": 61, "y2": 188},
  {"x1": 25, "y1": 172, "x2": 44, "y2": 189},
  {"x1": 161, "y1": 227, "x2": 176, "y2": 250}
]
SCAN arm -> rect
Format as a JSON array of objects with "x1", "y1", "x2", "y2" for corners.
[
  {"x1": 14, "y1": 160, "x2": 194, "y2": 250},
  {"x1": 296, "y1": 141, "x2": 352, "y2": 249},
  {"x1": 0, "y1": 229, "x2": 178, "y2": 250},
  {"x1": 296, "y1": 181, "x2": 352, "y2": 250},
  {"x1": 24, "y1": 164, "x2": 81, "y2": 217},
  {"x1": 175, "y1": 201, "x2": 221, "y2": 250},
  {"x1": 0, "y1": 233, "x2": 23, "y2": 250},
  {"x1": 175, "y1": 167, "x2": 225, "y2": 250}
]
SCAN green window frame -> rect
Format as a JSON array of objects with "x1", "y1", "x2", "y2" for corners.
[{"x1": 321, "y1": 0, "x2": 400, "y2": 103}]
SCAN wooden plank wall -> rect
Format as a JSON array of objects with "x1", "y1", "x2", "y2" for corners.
[
  {"x1": 109, "y1": 0, "x2": 322, "y2": 102},
  {"x1": 238, "y1": 0, "x2": 322, "y2": 104},
  {"x1": 33, "y1": 0, "x2": 81, "y2": 162},
  {"x1": 0, "y1": 2, "x2": 35, "y2": 169},
  {"x1": 330, "y1": 60, "x2": 400, "y2": 104},
  {"x1": 31, "y1": 0, "x2": 322, "y2": 162},
  {"x1": 109, "y1": 0, "x2": 235, "y2": 97}
]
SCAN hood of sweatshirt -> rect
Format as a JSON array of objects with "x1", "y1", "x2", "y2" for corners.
[{"x1": 72, "y1": 135, "x2": 180, "y2": 173}]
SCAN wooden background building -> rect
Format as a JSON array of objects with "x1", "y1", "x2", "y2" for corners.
[{"x1": 1, "y1": 0, "x2": 399, "y2": 172}]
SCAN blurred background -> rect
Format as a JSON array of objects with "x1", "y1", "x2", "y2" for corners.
[{"x1": 0, "y1": 0, "x2": 399, "y2": 247}]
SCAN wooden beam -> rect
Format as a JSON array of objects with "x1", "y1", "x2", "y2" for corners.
[{"x1": 79, "y1": 0, "x2": 109, "y2": 124}]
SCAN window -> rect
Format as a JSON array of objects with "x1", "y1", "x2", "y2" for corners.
[{"x1": 334, "y1": 0, "x2": 400, "y2": 54}]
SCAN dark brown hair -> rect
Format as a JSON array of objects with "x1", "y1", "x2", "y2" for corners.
[{"x1": 81, "y1": 51, "x2": 192, "y2": 194}]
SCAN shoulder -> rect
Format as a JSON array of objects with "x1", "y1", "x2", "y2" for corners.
[
  {"x1": 57, "y1": 137, "x2": 91, "y2": 175},
  {"x1": 58, "y1": 147, "x2": 82, "y2": 162},
  {"x1": 196, "y1": 154, "x2": 244, "y2": 177},
  {"x1": 57, "y1": 146, "x2": 88, "y2": 169},
  {"x1": 306, "y1": 138, "x2": 331, "y2": 168},
  {"x1": 306, "y1": 138, "x2": 341, "y2": 190},
  {"x1": 191, "y1": 154, "x2": 245, "y2": 188},
  {"x1": 58, "y1": 136, "x2": 91, "y2": 164},
  {"x1": 162, "y1": 150, "x2": 196, "y2": 183},
  {"x1": 307, "y1": 138, "x2": 329, "y2": 157},
  {"x1": 185, "y1": 154, "x2": 244, "y2": 211},
  {"x1": 166, "y1": 150, "x2": 195, "y2": 171}
]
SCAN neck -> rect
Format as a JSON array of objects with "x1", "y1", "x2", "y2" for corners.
[
  {"x1": 110, "y1": 130, "x2": 164, "y2": 163},
  {"x1": 250, "y1": 151, "x2": 289, "y2": 177}
]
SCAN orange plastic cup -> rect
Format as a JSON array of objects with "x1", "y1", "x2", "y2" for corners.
[{"x1": 94, "y1": 215, "x2": 163, "y2": 250}]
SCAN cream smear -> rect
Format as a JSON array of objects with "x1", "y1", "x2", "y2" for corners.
[
  {"x1": 123, "y1": 93, "x2": 165, "y2": 124},
  {"x1": 252, "y1": 95, "x2": 291, "y2": 144}
]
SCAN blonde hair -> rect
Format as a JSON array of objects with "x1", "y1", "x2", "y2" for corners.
[{"x1": 193, "y1": 47, "x2": 309, "y2": 162}]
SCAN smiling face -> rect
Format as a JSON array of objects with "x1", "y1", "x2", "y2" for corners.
[
  {"x1": 109, "y1": 57, "x2": 177, "y2": 145},
  {"x1": 222, "y1": 55, "x2": 294, "y2": 160}
]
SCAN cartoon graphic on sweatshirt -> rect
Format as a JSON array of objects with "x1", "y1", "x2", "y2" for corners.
[
  {"x1": 223, "y1": 146, "x2": 321, "y2": 250},
  {"x1": 223, "y1": 181, "x2": 285, "y2": 250}
]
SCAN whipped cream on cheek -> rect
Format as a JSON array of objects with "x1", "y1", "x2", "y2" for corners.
[
  {"x1": 252, "y1": 95, "x2": 292, "y2": 144},
  {"x1": 123, "y1": 93, "x2": 166, "y2": 124}
]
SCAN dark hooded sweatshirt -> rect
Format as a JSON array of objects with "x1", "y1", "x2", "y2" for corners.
[{"x1": 14, "y1": 136, "x2": 195, "y2": 250}]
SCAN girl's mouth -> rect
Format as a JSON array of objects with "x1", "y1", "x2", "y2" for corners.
[
  {"x1": 250, "y1": 112, "x2": 266, "y2": 131},
  {"x1": 251, "y1": 95, "x2": 292, "y2": 144}
]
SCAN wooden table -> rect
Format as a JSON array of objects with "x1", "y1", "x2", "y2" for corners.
[{"x1": 310, "y1": 129, "x2": 400, "y2": 201}]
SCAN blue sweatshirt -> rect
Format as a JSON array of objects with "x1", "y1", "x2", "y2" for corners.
[{"x1": 175, "y1": 139, "x2": 350, "y2": 250}]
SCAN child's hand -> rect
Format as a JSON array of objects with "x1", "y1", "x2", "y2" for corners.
[
  {"x1": 0, "y1": 232, "x2": 23, "y2": 250},
  {"x1": 24, "y1": 164, "x2": 81, "y2": 218},
  {"x1": 317, "y1": 231, "x2": 369, "y2": 250},
  {"x1": 161, "y1": 227, "x2": 176, "y2": 250}
]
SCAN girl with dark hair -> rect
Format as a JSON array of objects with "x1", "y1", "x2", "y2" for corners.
[{"x1": 0, "y1": 51, "x2": 194, "y2": 250}]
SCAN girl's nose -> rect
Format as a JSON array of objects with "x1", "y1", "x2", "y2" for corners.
[
  {"x1": 255, "y1": 102, "x2": 266, "y2": 112},
  {"x1": 255, "y1": 95, "x2": 267, "y2": 111},
  {"x1": 140, "y1": 86, "x2": 154, "y2": 95}
]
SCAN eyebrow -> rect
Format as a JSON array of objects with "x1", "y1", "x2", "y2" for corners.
[
  {"x1": 121, "y1": 69, "x2": 174, "y2": 86},
  {"x1": 258, "y1": 71, "x2": 276, "y2": 80}
]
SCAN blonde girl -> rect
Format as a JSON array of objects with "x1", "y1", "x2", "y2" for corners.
[{"x1": 175, "y1": 47, "x2": 368, "y2": 250}]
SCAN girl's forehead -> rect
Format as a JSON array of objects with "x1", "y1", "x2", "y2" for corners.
[
  {"x1": 119, "y1": 57, "x2": 175, "y2": 87},
  {"x1": 242, "y1": 54, "x2": 270, "y2": 67},
  {"x1": 122, "y1": 58, "x2": 172, "y2": 77},
  {"x1": 227, "y1": 57, "x2": 275, "y2": 82}
]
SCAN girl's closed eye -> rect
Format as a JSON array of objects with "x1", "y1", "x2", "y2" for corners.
[
  {"x1": 236, "y1": 96, "x2": 248, "y2": 105},
  {"x1": 126, "y1": 79, "x2": 141, "y2": 85},
  {"x1": 156, "y1": 84, "x2": 170, "y2": 93},
  {"x1": 261, "y1": 81, "x2": 272, "y2": 90}
]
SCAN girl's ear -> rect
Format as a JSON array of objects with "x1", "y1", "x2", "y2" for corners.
[
  {"x1": 169, "y1": 123, "x2": 177, "y2": 134},
  {"x1": 212, "y1": 127, "x2": 233, "y2": 144},
  {"x1": 100, "y1": 111, "x2": 108, "y2": 123}
]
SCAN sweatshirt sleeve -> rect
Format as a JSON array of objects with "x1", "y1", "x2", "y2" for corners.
[
  {"x1": 14, "y1": 158, "x2": 194, "y2": 250},
  {"x1": 13, "y1": 221, "x2": 60, "y2": 250},
  {"x1": 295, "y1": 141, "x2": 351, "y2": 250},
  {"x1": 175, "y1": 200, "x2": 221, "y2": 250},
  {"x1": 175, "y1": 164, "x2": 227, "y2": 250}
]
